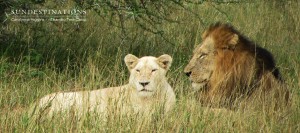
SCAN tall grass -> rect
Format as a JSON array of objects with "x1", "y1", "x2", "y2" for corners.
[{"x1": 1, "y1": 1, "x2": 299, "y2": 132}]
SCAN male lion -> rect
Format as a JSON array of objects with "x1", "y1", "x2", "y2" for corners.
[
  {"x1": 30, "y1": 54, "x2": 175, "y2": 119},
  {"x1": 184, "y1": 23, "x2": 289, "y2": 109}
]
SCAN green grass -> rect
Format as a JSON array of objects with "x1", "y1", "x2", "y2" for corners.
[{"x1": 1, "y1": 1, "x2": 300, "y2": 132}]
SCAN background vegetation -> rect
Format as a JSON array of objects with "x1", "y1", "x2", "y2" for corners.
[{"x1": 0, "y1": 0, "x2": 299, "y2": 132}]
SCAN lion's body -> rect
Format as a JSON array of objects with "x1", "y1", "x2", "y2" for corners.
[
  {"x1": 184, "y1": 23, "x2": 289, "y2": 109},
  {"x1": 30, "y1": 54, "x2": 175, "y2": 118}
]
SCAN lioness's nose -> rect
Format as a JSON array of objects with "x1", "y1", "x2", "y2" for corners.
[
  {"x1": 140, "y1": 82, "x2": 150, "y2": 87},
  {"x1": 185, "y1": 72, "x2": 191, "y2": 77}
]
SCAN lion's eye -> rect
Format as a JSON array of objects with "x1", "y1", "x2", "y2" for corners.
[
  {"x1": 136, "y1": 69, "x2": 140, "y2": 72},
  {"x1": 199, "y1": 54, "x2": 207, "y2": 59},
  {"x1": 152, "y1": 69, "x2": 158, "y2": 72}
]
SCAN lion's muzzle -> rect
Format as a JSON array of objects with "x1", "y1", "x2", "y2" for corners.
[{"x1": 185, "y1": 71, "x2": 192, "y2": 77}]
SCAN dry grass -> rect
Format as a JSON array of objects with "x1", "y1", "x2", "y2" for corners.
[{"x1": 0, "y1": 1, "x2": 300, "y2": 132}]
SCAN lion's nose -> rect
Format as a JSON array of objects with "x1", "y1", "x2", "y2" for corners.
[
  {"x1": 185, "y1": 72, "x2": 191, "y2": 77},
  {"x1": 140, "y1": 82, "x2": 150, "y2": 87}
]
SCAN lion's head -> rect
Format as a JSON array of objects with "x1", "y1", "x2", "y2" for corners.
[
  {"x1": 184, "y1": 23, "x2": 288, "y2": 107},
  {"x1": 125, "y1": 54, "x2": 172, "y2": 97},
  {"x1": 184, "y1": 23, "x2": 247, "y2": 92},
  {"x1": 183, "y1": 35, "x2": 217, "y2": 91}
]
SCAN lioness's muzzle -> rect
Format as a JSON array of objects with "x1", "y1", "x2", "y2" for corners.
[{"x1": 139, "y1": 82, "x2": 150, "y2": 87}]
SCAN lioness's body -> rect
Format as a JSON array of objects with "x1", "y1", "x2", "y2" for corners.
[
  {"x1": 31, "y1": 54, "x2": 175, "y2": 118},
  {"x1": 37, "y1": 84, "x2": 174, "y2": 117}
]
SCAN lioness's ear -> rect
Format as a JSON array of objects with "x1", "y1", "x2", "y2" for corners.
[
  {"x1": 229, "y1": 34, "x2": 239, "y2": 46},
  {"x1": 124, "y1": 54, "x2": 139, "y2": 70},
  {"x1": 157, "y1": 54, "x2": 172, "y2": 70}
]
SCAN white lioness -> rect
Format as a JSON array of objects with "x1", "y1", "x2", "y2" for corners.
[{"x1": 29, "y1": 54, "x2": 176, "y2": 118}]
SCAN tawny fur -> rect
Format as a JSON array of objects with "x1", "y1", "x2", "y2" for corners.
[{"x1": 184, "y1": 23, "x2": 289, "y2": 109}]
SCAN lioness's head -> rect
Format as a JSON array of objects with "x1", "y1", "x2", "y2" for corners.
[
  {"x1": 184, "y1": 23, "x2": 239, "y2": 91},
  {"x1": 125, "y1": 54, "x2": 172, "y2": 97}
]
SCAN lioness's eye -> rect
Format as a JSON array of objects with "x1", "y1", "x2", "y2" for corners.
[
  {"x1": 136, "y1": 69, "x2": 140, "y2": 72},
  {"x1": 152, "y1": 69, "x2": 158, "y2": 72}
]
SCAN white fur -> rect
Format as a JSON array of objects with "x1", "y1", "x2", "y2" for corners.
[{"x1": 30, "y1": 54, "x2": 175, "y2": 119}]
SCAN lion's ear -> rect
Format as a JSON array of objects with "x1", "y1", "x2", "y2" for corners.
[
  {"x1": 157, "y1": 54, "x2": 172, "y2": 70},
  {"x1": 124, "y1": 54, "x2": 139, "y2": 70},
  {"x1": 229, "y1": 34, "x2": 239, "y2": 46}
]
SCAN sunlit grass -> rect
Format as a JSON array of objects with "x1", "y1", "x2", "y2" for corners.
[{"x1": 0, "y1": 1, "x2": 300, "y2": 132}]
